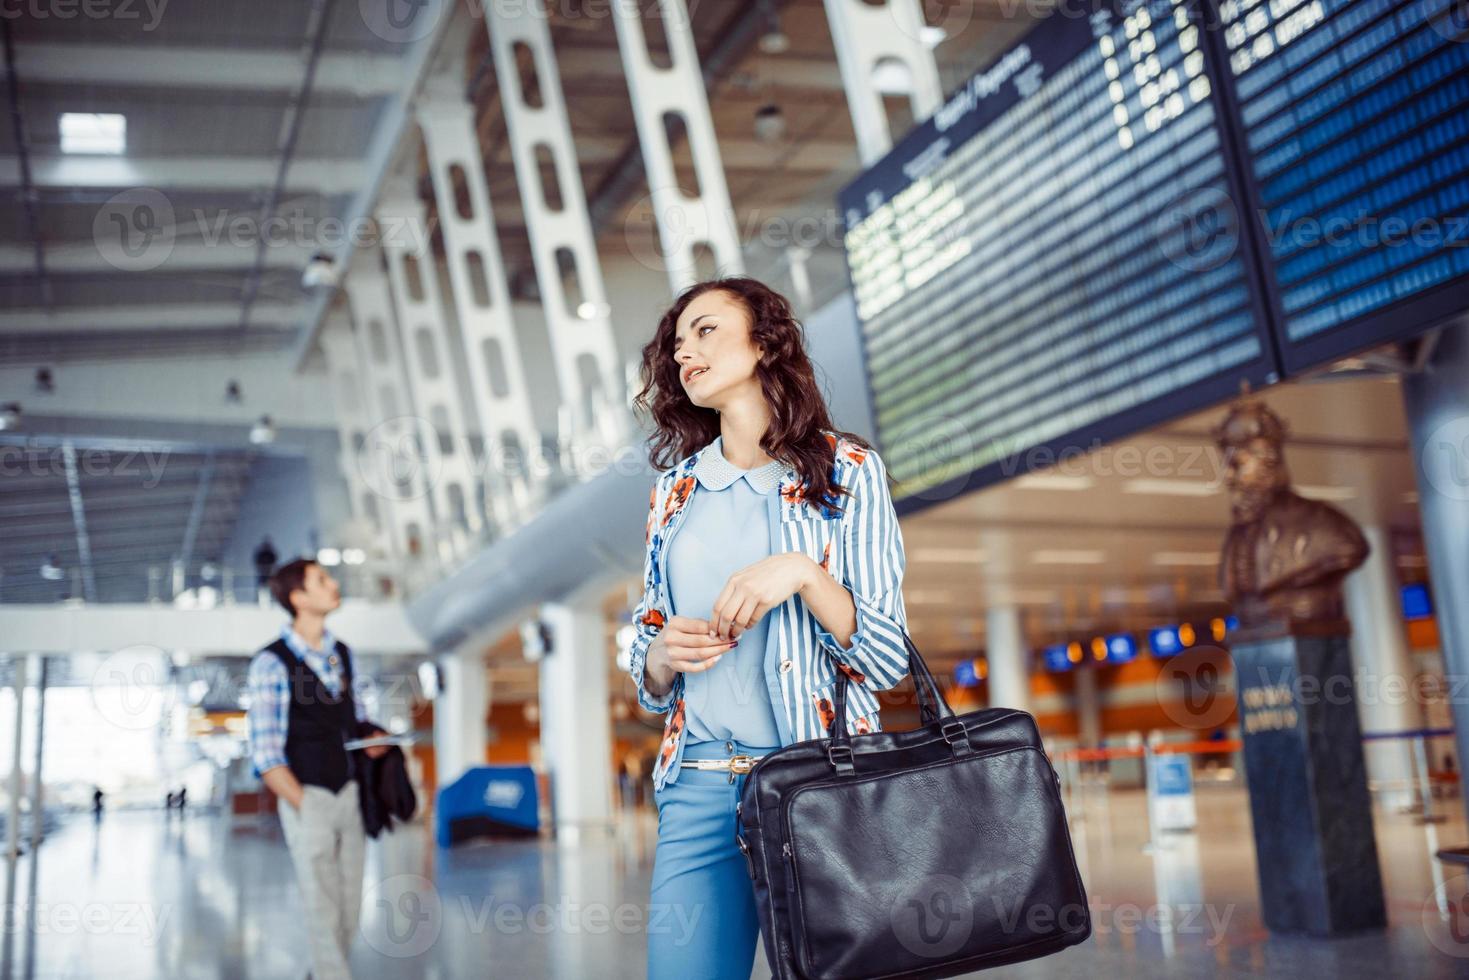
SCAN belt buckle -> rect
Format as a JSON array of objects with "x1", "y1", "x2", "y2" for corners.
[{"x1": 727, "y1": 754, "x2": 757, "y2": 782}]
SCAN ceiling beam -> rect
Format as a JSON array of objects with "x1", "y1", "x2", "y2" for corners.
[
  {"x1": 0, "y1": 242, "x2": 314, "y2": 276},
  {"x1": 0, "y1": 301, "x2": 301, "y2": 334},
  {"x1": 0, "y1": 156, "x2": 368, "y2": 194},
  {"x1": 12, "y1": 43, "x2": 409, "y2": 97}
]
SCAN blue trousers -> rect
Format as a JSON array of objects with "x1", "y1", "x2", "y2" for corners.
[{"x1": 647, "y1": 738, "x2": 781, "y2": 980}]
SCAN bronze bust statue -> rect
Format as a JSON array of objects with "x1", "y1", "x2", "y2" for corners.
[{"x1": 1215, "y1": 399, "x2": 1368, "y2": 626}]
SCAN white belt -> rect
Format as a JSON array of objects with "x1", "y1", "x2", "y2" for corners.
[{"x1": 679, "y1": 754, "x2": 766, "y2": 781}]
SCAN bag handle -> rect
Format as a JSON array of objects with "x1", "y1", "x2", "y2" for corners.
[{"x1": 829, "y1": 630, "x2": 955, "y2": 748}]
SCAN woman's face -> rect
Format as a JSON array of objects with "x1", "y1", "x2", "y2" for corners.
[{"x1": 671, "y1": 290, "x2": 763, "y2": 410}]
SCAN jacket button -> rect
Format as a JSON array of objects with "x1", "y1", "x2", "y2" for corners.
[{"x1": 779, "y1": 659, "x2": 793, "y2": 673}]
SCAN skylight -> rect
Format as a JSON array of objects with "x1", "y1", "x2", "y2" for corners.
[{"x1": 59, "y1": 113, "x2": 126, "y2": 154}]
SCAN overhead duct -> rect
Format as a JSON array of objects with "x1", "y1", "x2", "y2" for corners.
[{"x1": 405, "y1": 446, "x2": 657, "y2": 652}]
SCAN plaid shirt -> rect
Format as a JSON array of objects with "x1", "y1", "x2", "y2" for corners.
[{"x1": 246, "y1": 625, "x2": 366, "y2": 777}]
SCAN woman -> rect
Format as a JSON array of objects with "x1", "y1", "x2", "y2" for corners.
[{"x1": 627, "y1": 276, "x2": 911, "y2": 979}]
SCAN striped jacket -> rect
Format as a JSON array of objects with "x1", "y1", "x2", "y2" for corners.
[{"x1": 627, "y1": 431, "x2": 911, "y2": 791}]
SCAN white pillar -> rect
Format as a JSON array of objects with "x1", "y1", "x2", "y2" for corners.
[
  {"x1": 1074, "y1": 666, "x2": 1102, "y2": 749},
  {"x1": 822, "y1": 0, "x2": 943, "y2": 165},
  {"x1": 611, "y1": 0, "x2": 743, "y2": 292},
  {"x1": 320, "y1": 311, "x2": 394, "y2": 560},
  {"x1": 1344, "y1": 524, "x2": 1420, "y2": 808},
  {"x1": 379, "y1": 185, "x2": 486, "y2": 558},
  {"x1": 433, "y1": 650, "x2": 488, "y2": 789},
  {"x1": 484, "y1": 0, "x2": 628, "y2": 465},
  {"x1": 537, "y1": 600, "x2": 614, "y2": 838},
  {"x1": 5, "y1": 655, "x2": 28, "y2": 860},
  {"x1": 986, "y1": 604, "x2": 1030, "y2": 713}
]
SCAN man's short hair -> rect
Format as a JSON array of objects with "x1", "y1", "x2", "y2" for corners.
[{"x1": 269, "y1": 558, "x2": 317, "y2": 617}]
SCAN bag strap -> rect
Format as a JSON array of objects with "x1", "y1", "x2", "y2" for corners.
[{"x1": 830, "y1": 629, "x2": 955, "y2": 747}]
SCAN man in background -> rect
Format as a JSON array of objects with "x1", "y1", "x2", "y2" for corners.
[{"x1": 246, "y1": 558, "x2": 386, "y2": 980}]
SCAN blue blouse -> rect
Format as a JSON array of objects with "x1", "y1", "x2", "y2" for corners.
[{"x1": 665, "y1": 435, "x2": 784, "y2": 747}]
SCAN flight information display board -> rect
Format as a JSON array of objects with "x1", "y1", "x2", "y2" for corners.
[
  {"x1": 1220, "y1": 0, "x2": 1469, "y2": 373},
  {"x1": 838, "y1": 0, "x2": 1280, "y2": 506}
]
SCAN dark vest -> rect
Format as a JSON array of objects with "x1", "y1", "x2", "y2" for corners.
[{"x1": 266, "y1": 638, "x2": 359, "y2": 792}]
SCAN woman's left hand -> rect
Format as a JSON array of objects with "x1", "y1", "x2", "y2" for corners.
[{"x1": 709, "y1": 552, "x2": 817, "y2": 641}]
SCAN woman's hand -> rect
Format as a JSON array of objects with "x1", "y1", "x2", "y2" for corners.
[
  {"x1": 644, "y1": 615, "x2": 739, "y2": 696},
  {"x1": 709, "y1": 552, "x2": 818, "y2": 641}
]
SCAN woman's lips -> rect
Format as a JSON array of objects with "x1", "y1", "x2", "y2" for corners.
[{"x1": 685, "y1": 366, "x2": 709, "y2": 384}]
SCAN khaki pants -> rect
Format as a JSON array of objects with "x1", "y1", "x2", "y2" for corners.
[{"x1": 279, "y1": 780, "x2": 366, "y2": 980}]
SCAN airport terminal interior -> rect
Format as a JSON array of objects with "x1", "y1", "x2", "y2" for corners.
[{"x1": 3, "y1": 0, "x2": 1469, "y2": 976}]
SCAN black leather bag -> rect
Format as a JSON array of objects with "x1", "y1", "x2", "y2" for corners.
[{"x1": 735, "y1": 632, "x2": 1090, "y2": 979}]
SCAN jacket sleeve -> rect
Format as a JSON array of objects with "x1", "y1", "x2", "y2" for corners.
[
  {"x1": 813, "y1": 448, "x2": 911, "y2": 692},
  {"x1": 628, "y1": 473, "x2": 679, "y2": 713}
]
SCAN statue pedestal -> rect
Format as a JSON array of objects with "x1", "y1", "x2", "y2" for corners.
[{"x1": 1230, "y1": 620, "x2": 1386, "y2": 936}]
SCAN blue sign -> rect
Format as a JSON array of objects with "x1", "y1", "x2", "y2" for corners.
[
  {"x1": 1149, "y1": 627, "x2": 1182, "y2": 658},
  {"x1": 1104, "y1": 634, "x2": 1137, "y2": 665},
  {"x1": 1402, "y1": 583, "x2": 1433, "y2": 620},
  {"x1": 954, "y1": 659, "x2": 982, "y2": 688},
  {"x1": 436, "y1": 765, "x2": 539, "y2": 847},
  {"x1": 1042, "y1": 643, "x2": 1074, "y2": 673}
]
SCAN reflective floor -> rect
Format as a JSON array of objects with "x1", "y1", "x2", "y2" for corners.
[{"x1": 4, "y1": 786, "x2": 1469, "y2": 979}]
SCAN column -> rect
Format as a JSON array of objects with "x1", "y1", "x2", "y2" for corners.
[
  {"x1": 484, "y1": 0, "x2": 628, "y2": 466},
  {"x1": 537, "y1": 600, "x2": 614, "y2": 839},
  {"x1": 1401, "y1": 320, "x2": 1469, "y2": 820},
  {"x1": 378, "y1": 185, "x2": 487, "y2": 558},
  {"x1": 1074, "y1": 665, "x2": 1101, "y2": 749},
  {"x1": 342, "y1": 248, "x2": 438, "y2": 569},
  {"x1": 5, "y1": 656, "x2": 27, "y2": 860},
  {"x1": 986, "y1": 604, "x2": 1031, "y2": 713},
  {"x1": 319, "y1": 311, "x2": 393, "y2": 559},
  {"x1": 822, "y1": 0, "x2": 943, "y2": 166},
  {"x1": 611, "y1": 0, "x2": 743, "y2": 292},
  {"x1": 1343, "y1": 524, "x2": 1421, "y2": 808},
  {"x1": 27, "y1": 656, "x2": 45, "y2": 850},
  {"x1": 433, "y1": 650, "x2": 489, "y2": 788},
  {"x1": 417, "y1": 96, "x2": 544, "y2": 528}
]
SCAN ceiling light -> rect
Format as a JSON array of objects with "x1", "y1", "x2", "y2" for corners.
[
  {"x1": 39, "y1": 556, "x2": 65, "y2": 581},
  {"x1": 871, "y1": 59, "x2": 912, "y2": 95},
  {"x1": 0, "y1": 403, "x2": 21, "y2": 430},
  {"x1": 1015, "y1": 473, "x2": 1095, "y2": 491},
  {"x1": 905, "y1": 589, "x2": 957, "y2": 604},
  {"x1": 920, "y1": 25, "x2": 947, "y2": 49},
  {"x1": 576, "y1": 300, "x2": 610, "y2": 319},
  {"x1": 1031, "y1": 549, "x2": 1107, "y2": 565},
  {"x1": 909, "y1": 548, "x2": 987, "y2": 563},
  {"x1": 341, "y1": 548, "x2": 366, "y2": 565},
  {"x1": 249, "y1": 414, "x2": 276, "y2": 445},
  {"x1": 1152, "y1": 552, "x2": 1218, "y2": 566},
  {"x1": 1122, "y1": 478, "x2": 1220, "y2": 496},
  {"x1": 316, "y1": 548, "x2": 342, "y2": 567},
  {"x1": 60, "y1": 112, "x2": 126, "y2": 154},
  {"x1": 302, "y1": 251, "x2": 339, "y2": 289},
  {"x1": 1295, "y1": 484, "x2": 1358, "y2": 502},
  {"x1": 754, "y1": 103, "x2": 785, "y2": 142},
  {"x1": 757, "y1": 0, "x2": 789, "y2": 53}
]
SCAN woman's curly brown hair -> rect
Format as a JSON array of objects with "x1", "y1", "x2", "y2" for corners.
[{"x1": 633, "y1": 276, "x2": 870, "y2": 516}]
